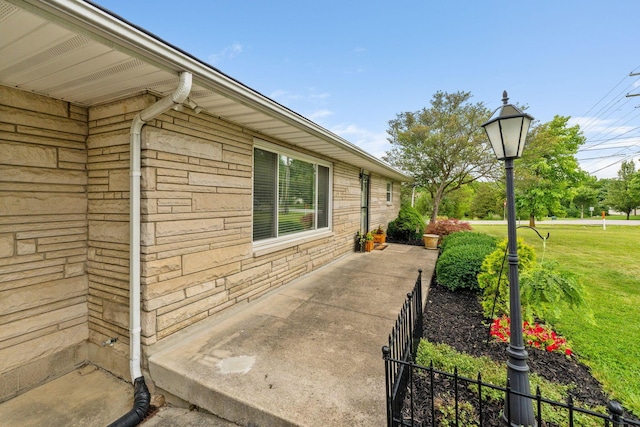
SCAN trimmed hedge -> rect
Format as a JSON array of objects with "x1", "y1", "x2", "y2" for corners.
[
  {"x1": 436, "y1": 231, "x2": 498, "y2": 292},
  {"x1": 440, "y1": 232, "x2": 498, "y2": 254}
]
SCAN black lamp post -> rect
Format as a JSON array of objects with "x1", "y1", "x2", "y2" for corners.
[{"x1": 481, "y1": 91, "x2": 536, "y2": 427}]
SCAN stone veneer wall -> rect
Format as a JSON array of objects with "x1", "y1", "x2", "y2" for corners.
[
  {"x1": 85, "y1": 93, "x2": 401, "y2": 377},
  {"x1": 0, "y1": 85, "x2": 89, "y2": 402}
]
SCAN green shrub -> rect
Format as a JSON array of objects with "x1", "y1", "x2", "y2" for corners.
[
  {"x1": 440, "y1": 231, "x2": 498, "y2": 254},
  {"x1": 477, "y1": 238, "x2": 536, "y2": 318},
  {"x1": 436, "y1": 243, "x2": 496, "y2": 292},
  {"x1": 520, "y1": 260, "x2": 588, "y2": 324},
  {"x1": 387, "y1": 205, "x2": 425, "y2": 241}
]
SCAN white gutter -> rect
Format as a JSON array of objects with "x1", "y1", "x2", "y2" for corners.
[{"x1": 129, "y1": 71, "x2": 192, "y2": 381}]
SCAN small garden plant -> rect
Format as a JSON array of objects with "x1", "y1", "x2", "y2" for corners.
[{"x1": 489, "y1": 315, "x2": 573, "y2": 356}]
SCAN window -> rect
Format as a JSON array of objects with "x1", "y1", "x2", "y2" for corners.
[
  {"x1": 386, "y1": 182, "x2": 393, "y2": 203},
  {"x1": 253, "y1": 143, "x2": 331, "y2": 243}
]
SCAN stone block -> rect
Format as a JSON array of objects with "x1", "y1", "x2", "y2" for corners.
[
  {"x1": 89, "y1": 199, "x2": 128, "y2": 214},
  {"x1": 143, "y1": 289, "x2": 185, "y2": 311},
  {"x1": 155, "y1": 218, "x2": 223, "y2": 238},
  {"x1": 0, "y1": 165, "x2": 87, "y2": 185},
  {"x1": 2, "y1": 106, "x2": 86, "y2": 135},
  {"x1": 2, "y1": 192, "x2": 87, "y2": 216},
  {"x1": 16, "y1": 239, "x2": 36, "y2": 255},
  {"x1": 145, "y1": 261, "x2": 240, "y2": 301},
  {"x1": 0, "y1": 368, "x2": 19, "y2": 402},
  {"x1": 59, "y1": 147, "x2": 87, "y2": 165},
  {"x1": 142, "y1": 127, "x2": 222, "y2": 161},
  {"x1": 141, "y1": 309, "x2": 157, "y2": 337},
  {"x1": 0, "y1": 324, "x2": 88, "y2": 373},
  {"x1": 142, "y1": 255, "x2": 181, "y2": 277},
  {"x1": 89, "y1": 220, "x2": 129, "y2": 244},
  {"x1": 0, "y1": 85, "x2": 69, "y2": 118},
  {"x1": 189, "y1": 172, "x2": 250, "y2": 189},
  {"x1": 0, "y1": 303, "x2": 87, "y2": 343},
  {"x1": 156, "y1": 290, "x2": 228, "y2": 330},
  {"x1": 141, "y1": 222, "x2": 155, "y2": 246},
  {"x1": 89, "y1": 93, "x2": 155, "y2": 121},
  {"x1": 192, "y1": 193, "x2": 251, "y2": 212},
  {"x1": 102, "y1": 300, "x2": 129, "y2": 329},
  {"x1": 0, "y1": 276, "x2": 87, "y2": 315},
  {"x1": 86, "y1": 129, "x2": 128, "y2": 150},
  {"x1": 0, "y1": 140, "x2": 56, "y2": 168},
  {"x1": 109, "y1": 169, "x2": 129, "y2": 191},
  {"x1": 0, "y1": 234, "x2": 14, "y2": 258},
  {"x1": 182, "y1": 244, "x2": 251, "y2": 275},
  {"x1": 225, "y1": 262, "x2": 272, "y2": 289}
]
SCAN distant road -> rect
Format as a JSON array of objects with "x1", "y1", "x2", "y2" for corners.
[{"x1": 468, "y1": 219, "x2": 640, "y2": 226}]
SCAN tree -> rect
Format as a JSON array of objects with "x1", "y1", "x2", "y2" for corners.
[
  {"x1": 572, "y1": 183, "x2": 598, "y2": 219},
  {"x1": 469, "y1": 181, "x2": 505, "y2": 219},
  {"x1": 605, "y1": 160, "x2": 640, "y2": 219},
  {"x1": 514, "y1": 115, "x2": 588, "y2": 227},
  {"x1": 384, "y1": 91, "x2": 496, "y2": 223}
]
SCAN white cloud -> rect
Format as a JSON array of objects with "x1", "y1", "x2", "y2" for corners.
[
  {"x1": 208, "y1": 42, "x2": 243, "y2": 64},
  {"x1": 307, "y1": 109, "x2": 333, "y2": 121},
  {"x1": 570, "y1": 116, "x2": 636, "y2": 137},
  {"x1": 330, "y1": 123, "x2": 390, "y2": 159}
]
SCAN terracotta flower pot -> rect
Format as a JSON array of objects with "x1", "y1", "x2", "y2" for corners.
[
  {"x1": 373, "y1": 234, "x2": 386, "y2": 244},
  {"x1": 365, "y1": 240, "x2": 375, "y2": 252},
  {"x1": 423, "y1": 234, "x2": 439, "y2": 250}
]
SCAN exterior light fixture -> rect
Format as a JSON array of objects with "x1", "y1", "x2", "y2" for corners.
[{"x1": 481, "y1": 91, "x2": 536, "y2": 427}]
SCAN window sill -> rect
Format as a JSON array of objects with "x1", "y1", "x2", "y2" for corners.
[{"x1": 252, "y1": 230, "x2": 334, "y2": 257}]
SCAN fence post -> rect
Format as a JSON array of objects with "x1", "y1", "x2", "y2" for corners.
[
  {"x1": 416, "y1": 269, "x2": 423, "y2": 339},
  {"x1": 382, "y1": 346, "x2": 392, "y2": 427},
  {"x1": 607, "y1": 401, "x2": 624, "y2": 426}
]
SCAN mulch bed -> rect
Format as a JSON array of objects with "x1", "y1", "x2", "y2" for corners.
[{"x1": 400, "y1": 280, "x2": 638, "y2": 426}]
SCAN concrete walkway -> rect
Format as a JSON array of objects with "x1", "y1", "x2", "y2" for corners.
[
  {"x1": 0, "y1": 243, "x2": 437, "y2": 426},
  {"x1": 148, "y1": 243, "x2": 437, "y2": 427}
]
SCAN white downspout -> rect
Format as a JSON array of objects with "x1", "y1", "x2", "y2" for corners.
[{"x1": 129, "y1": 71, "x2": 192, "y2": 381}]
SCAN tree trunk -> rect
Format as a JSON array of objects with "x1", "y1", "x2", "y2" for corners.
[
  {"x1": 430, "y1": 191, "x2": 443, "y2": 224},
  {"x1": 529, "y1": 214, "x2": 536, "y2": 227}
]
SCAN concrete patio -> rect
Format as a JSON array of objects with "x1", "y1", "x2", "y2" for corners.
[{"x1": 0, "y1": 243, "x2": 437, "y2": 426}]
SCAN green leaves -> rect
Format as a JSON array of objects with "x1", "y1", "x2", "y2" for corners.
[
  {"x1": 515, "y1": 115, "x2": 588, "y2": 225},
  {"x1": 384, "y1": 91, "x2": 496, "y2": 221}
]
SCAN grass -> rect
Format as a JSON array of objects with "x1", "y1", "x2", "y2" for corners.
[
  {"x1": 417, "y1": 340, "x2": 606, "y2": 426},
  {"x1": 471, "y1": 223, "x2": 640, "y2": 414}
]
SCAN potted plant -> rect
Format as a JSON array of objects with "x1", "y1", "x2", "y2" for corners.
[
  {"x1": 364, "y1": 232, "x2": 375, "y2": 252},
  {"x1": 372, "y1": 225, "x2": 386, "y2": 244},
  {"x1": 355, "y1": 231, "x2": 366, "y2": 252}
]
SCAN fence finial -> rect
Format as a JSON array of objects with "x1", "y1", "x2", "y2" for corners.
[{"x1": 381, "y1": 345, "x2": 390, "y2": 360}]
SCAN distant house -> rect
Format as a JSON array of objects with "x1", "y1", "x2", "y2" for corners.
[{"x1": 0, "y1": 0, "x2": 410, "y2": 401}]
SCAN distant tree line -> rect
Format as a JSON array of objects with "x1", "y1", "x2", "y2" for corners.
[{"x1": 385, "y1": 90, "x2": 640, "y2": 222}]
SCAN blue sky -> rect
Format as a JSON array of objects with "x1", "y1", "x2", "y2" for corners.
[{"x1": 96, "y1": 1, "x2": 640, "y2": 179}]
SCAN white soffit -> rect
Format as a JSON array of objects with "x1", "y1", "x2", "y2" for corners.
[{"x1": 0, "y1": 0, "x2": 410, "y2": 182}]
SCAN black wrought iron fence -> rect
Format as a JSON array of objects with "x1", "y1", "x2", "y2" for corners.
[
  {"x1": 382, "y1": 269, "x2": 423, "y2": 426},
  {"x1": 382, "y1": 275, "x2": 639, "y2": 427}
]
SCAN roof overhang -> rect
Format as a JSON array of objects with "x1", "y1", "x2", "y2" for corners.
[{"x1": 0, "y1": 0, "x2": 412, "y2": 182}]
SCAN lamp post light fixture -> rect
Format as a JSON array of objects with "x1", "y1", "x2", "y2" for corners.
[{"x1": 481, "y1": 91, "x2": 536, "y2": 427}]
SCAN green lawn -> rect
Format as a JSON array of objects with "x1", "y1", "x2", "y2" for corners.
[{"x1": 471, "y1": 224, "x2": 640, "y2": 414}]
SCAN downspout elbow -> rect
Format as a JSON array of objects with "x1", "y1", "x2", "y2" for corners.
[{"x1": 106, "y1": 377, "x2": 150, "y2": 427}]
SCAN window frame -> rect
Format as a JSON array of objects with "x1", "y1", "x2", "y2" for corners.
[
  {"x1": 252, "y1": 140, "x2": 333, "y2": 251},
  {"x1": 386, "y1": 181, "x2": 393, "y2": 204}
]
